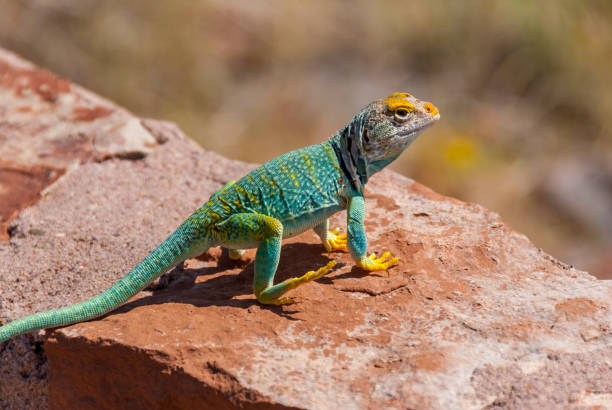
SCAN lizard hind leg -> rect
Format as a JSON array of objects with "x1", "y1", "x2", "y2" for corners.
[{"x1": 216, "y1": 213, "x2": 337, "y2": 305}]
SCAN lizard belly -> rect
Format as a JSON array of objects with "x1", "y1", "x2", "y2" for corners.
[{"x1": 281, "y1": 204, "x2": 343, "y2": 238}]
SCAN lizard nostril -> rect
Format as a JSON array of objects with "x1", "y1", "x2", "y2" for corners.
[{"x1": 423, "y1": 103, "x2": 439, "y2": 116}]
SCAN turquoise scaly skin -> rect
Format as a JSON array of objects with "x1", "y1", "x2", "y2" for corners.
[{"x1": 0, "y1": 92, "x2": 439, "y2": 342}]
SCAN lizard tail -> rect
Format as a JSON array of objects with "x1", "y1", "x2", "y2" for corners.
[{"x1": 0, "y1": 221, "x2": 206, "y2": 343}]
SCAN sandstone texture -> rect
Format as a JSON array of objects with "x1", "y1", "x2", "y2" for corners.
[{"x1": 1, "y1": 48, "x2": 611, "y2": 409}]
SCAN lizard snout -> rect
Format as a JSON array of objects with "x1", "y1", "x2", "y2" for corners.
[{"x1": 423, "y1": 102, "x2": 439, "y2": 118}]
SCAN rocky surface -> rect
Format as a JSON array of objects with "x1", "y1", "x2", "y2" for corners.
[
  {"x1": 0, "y1": 49, "x2": 161, "y2": 241},
  {"x1": 0, "y1": 47, "x2": 218, "y2": 409},
  {"x1": 1, "y1": 48, "x2": 611, "y2": 409}
]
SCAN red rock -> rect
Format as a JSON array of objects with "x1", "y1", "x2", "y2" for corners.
[
  {"x1": 0, "y1": 165, "x2": 64, "y2": 240},
  {"x1": 0, "y1": 48, "x2": 162, "y2": 243}
]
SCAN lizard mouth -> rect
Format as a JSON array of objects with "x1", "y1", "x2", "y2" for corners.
[{"x1": 397, "y1": 114, "x2": 440, "y2": 138}]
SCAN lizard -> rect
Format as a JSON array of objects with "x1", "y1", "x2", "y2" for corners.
[{"x1": 0, "y1": 92, "x2": 439, "y2": 343}]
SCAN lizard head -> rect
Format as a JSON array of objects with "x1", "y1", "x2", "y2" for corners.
[
  {"x1": 334, "y1": 92, "x2": 439, "y2": 190},
  {"x1": 363, "y1": 92, "x2": 439, "y2": 165}
]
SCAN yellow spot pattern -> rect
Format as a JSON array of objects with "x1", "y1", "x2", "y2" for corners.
[
  {"x1": 300, "y1": 152, "x2": 312, "y2": 166},
  {"x1": 249, "y1": 194, "x2": 259, "y2": 204}
]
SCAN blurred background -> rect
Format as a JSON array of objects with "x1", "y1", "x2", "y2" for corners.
[{"x1": 1, "y1": 0, "x2": 610, "y2": 279}]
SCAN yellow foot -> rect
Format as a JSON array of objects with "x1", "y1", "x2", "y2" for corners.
[
  {"x1": 267, "y1": 297, "x2": 295, "y2": 306},
  {"x1": 281, "y1": 260, "x2": 338, "y2": 291},
  {"x1": 298, "y1": 260, "x2": 337, "y2": 283},
  {"x1": 257, "y1": 261, "x2": 337, "y2": 305},
  {"x1": 323, "y1": 228, "x2": 348, "y2": 252},
  {"x1": 358, "y1": 251, "x2": 399, "y2": 271}
]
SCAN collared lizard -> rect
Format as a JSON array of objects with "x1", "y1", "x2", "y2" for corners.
[{"x1": 0, "y1": 92, "x2": 439, "y2": 342}]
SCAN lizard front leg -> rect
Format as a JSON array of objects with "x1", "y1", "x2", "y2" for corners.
[
  {"x1": 313, "y1": 219, "x2": 347, "y2": 252},
  {"x1": 215, "y1": 213, "x2": 335, "y2": 305},
  {"x1": 347, "y1": 195, "x2": 398, "y2": 270}
]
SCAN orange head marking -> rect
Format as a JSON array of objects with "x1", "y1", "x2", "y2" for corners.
[
  {"x1": 423, "y1": 102, "x2": 439, "y2": 116},
  {"x1": 383, "y1": 92, "x2": 415, "y2": 112}
]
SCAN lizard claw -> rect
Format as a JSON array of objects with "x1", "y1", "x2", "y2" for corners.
[
  {"x1": 299, "y1": 260, "x2": 337, "y2": 283},
  {"x1": 256, "y1": 261, "x2": 337, "y2": 306},
  {"x1": 358, "y1": 251, "x2": 399, "y2": 271},
  {"x1": 323, "y1": 228, "x2": 348, "y2": 252}
]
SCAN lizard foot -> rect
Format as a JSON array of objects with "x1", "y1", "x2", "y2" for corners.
[
  {"x1": 256, "y1": 261, "x2": 337, "y2": 306},
  {"x1": 358, "y1": 251, "x2": 399, "y2": 271},
  {"x1": 323, "y1": 228, "x2": 348, "y2": 252},
  {"x1": 297, "y1": 260, "x2": 337, "y2": 283}
]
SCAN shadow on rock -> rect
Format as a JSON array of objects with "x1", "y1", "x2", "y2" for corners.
[{"x1": 110, "y1": 242, "x2": 338, "y2": 321}]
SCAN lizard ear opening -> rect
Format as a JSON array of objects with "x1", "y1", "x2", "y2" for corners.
[{"x1": 362, "y1": 128, "x2": 370, "y2": 145}]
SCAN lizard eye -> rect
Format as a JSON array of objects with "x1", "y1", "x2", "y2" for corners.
[{"x1": 394, "y1": 108, "x2": 410, "y2": 121}]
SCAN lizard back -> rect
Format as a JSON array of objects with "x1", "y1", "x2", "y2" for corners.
[{"x1": 202, "y1": 141, "x2": 347, "y2": 238}]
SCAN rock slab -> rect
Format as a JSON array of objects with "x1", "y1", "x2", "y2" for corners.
[
  {"x1": 46, "y1": 173, "x2": 612, "y2": 409},
  {"x1": 0, "y1": 48, "x2": 611, "y2": 409}
]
